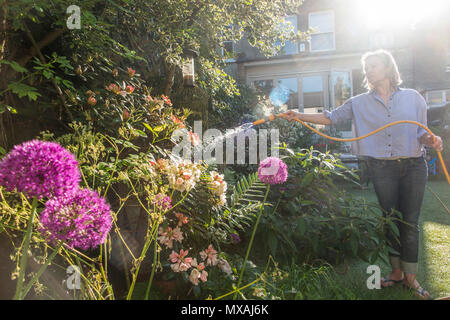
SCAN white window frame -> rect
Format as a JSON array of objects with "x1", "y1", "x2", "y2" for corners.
[
  {"x1": 221, "y1": 40, "x2": 235, "y2": 63},
  {"x1": 308, "y1": 10, "x2": 336, "y2": 53},
  {"x1": 425, "y1": 89, "x2": 450, "y2": 106},
  {"x1": 329, "y1": 69, "x2": 353, "y2": 109}
]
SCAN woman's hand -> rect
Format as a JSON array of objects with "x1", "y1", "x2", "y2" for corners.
[
  {"x1": 421, "y1": 134, "x2": 443, "y2": 152},
  {"x1": 278, "y1": 110, "x2": 300, "y2": 122},
  {"x1": 431, "y1": 135, "x2": 444, "y2": 152}
]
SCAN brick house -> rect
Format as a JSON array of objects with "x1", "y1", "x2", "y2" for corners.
[{"x1": 223, "y1": 0, "x2": 450, "y2": 152}]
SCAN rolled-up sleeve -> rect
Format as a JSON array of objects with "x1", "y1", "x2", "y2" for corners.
[
  {"x1": 416, "y1": 93, "x2": 428, "y2": 140},
  {"x1": 323, "y1": 98, "x2": 353, "y2": 125}
]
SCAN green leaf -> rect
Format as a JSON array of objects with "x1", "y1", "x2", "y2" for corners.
[
  {"x1": 300, "y1": 172, "x2": 314, "y2": 188},
  {"x1": 268, "y1": 231, "x2": 278, "y2": 256},
  {"x1": 349, "y1": 233, "x2": 359, "y2": 256},
  {"x1": 0, "y1": 60, "x2": 27, "y2": 73},
  {"x1": 43, "y1": 69, "x2": 53, "y2": 79},
  {"x1": 7, "y1": 82, "x2": 41, "y2": 101},
  {"x1": 297, "y1": 218, "x2": 306, "y2": 236},
  {"x1": 153, "y1": 124, "x2": 167, "y2": 133}
]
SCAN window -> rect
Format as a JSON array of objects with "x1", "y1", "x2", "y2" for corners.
[
  {"x1": 276, "y1": 78, "x2": 298, "y2": 109},
  {"x1": 221, "y1": 24, "x2": 236, "y2": 62},
  {"x1": 426, "y1": 90, "x2": 450, "y2": 106},
  {"x1": 275, "y1": 15, "x2": 299, "y2": 55},
  {"x1": 302, "y1": 75, "x2": 324, "y2": 111},
  {"x1": 222, "y1": 41, "x2": 234, "y2": 58},
  {"x1": 309, "y1": 11, "x2": 335, "y2": 52},
  {"x1": 331, "y1": 71, "x2": 352, "y2": 131}
]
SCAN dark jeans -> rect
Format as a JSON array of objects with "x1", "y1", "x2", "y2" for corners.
[{"x1": 367, "y1": 156, "x2": 428, "y2": 274}]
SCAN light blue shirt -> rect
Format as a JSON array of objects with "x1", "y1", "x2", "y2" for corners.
[{"x1": 323, "y1": 87, "x2": 428, "y2": 158}]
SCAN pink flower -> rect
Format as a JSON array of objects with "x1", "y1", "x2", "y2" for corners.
[
  {"x1": 175, "y1": 212, "x2": 189, "y2": 226},
  {"x1": 87, "y1": 96, "x2": 96, "y2": 106},
  {"x1": 169, "y1": 249, "x2": 192, "y2": 272},
  {"x1": 188, "y1": 131, "x2": 200, "y2": 146},
  {"x1": 199, "y1": 270, "x2": 208, "y2": 282},
  {"x1": 170, "y1": 115, "x2": 185, "y2": 128},
  {"x1": 188, "y1": 265, "x2": 208, "y2": 285},
  {"x1": 106, "y1": 83, "x2": 120, "y2": 94},
  {"x1": 200, "y1": 244, "x2": 218, "y2": 266},
  {"x1": 157, "y1": 226, "x2": 183, "y2": 249},
  {"x1": 161, "y1": 94, "x2": 172, "y2": 106},
  {"x1": 127, "y1": 67, "x2": 135, "y2": 77},
  {"x1": 257, "y1": 157, "x2": 288, "y2": 185},
  {"x1": 125, "y1": 85, "x2": 135, "y2": 94},
  {"x1": 217, "y1": 258, "x2": 232, "y2": 275},
  {"x1": 189, "y1": 268, "x2": 200, "y2": 285},
  {"x1": 122, "y1": 109, "x2": 130, "y2": 121}
]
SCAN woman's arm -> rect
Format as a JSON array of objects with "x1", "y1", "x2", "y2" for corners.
[{"x1": 278, "y1": 110, "x2": 332, "y2": 125}]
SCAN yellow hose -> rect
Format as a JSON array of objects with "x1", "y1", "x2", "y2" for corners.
[{"x1": 253, "y1": 115, "x2": 450, "y2": 185}]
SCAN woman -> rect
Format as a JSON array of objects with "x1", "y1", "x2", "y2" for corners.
[{"x1": 279, "y1": 49, "x2": 443, "y2": 299}]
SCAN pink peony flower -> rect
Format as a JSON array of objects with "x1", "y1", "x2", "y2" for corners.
[{"x1": 257, "y1": 157, "x2": 288, "y2": 185}]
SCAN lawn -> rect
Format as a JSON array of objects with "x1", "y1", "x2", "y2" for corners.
[{"x1": 334, "y1": 179, "x2": 450, "y2": 300}]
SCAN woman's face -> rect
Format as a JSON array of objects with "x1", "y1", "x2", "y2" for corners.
[{"x1": 364, "y1": 56, "x2": 390, "y2": 87}]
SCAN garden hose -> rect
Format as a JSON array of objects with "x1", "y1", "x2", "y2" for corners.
[
  {"x1": 252, "y1": 114, "x2": 450, "y2": 215},
  {"x1": 253, "y1": 114, "x2": 449, "y2": 185}
]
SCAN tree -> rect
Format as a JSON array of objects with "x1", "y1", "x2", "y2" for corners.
[{"x1": 0, "y1": 0, "x2": 306, "y2": 147}]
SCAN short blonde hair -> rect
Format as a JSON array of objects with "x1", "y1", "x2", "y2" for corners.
[{"x1": 361, "y1": 49, "x2": 402, "y2": 91}]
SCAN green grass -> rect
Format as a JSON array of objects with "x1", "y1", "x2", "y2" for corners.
[{"x1": 333, "y1": 180, "x2": 450, "y2": 300}]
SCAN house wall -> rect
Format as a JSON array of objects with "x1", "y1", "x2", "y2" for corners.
[{"x1": 229, "y1": 0, "x2": 450, "y2": 97}]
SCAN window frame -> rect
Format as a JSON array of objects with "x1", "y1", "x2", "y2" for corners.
[{"x1": 308, "y1": 10, "x2": 336, "y2": 53}]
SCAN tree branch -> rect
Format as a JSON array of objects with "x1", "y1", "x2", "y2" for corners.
[
  {"x1": 22, "y1": 24, "x2": 73, "y2": 122},
  {"x1": 17, "y1": 28, "x2": 64, "y2": 67}
]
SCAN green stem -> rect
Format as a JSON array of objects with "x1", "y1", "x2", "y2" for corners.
[
  {"x1": 126, "y1": 220, "x2": 158, "y2": 300},
  {"x1": 20, "y1": 241, "x2": 63, "y2": 299},
  {"x1": 144, "y1": 225, "x2": 159, "y2": 300},
  {"x1": 233, "y1": 184, "x2": 270, "y2": 300},
  {"x1": 13, "y1": 196, "x2": 38, "y2": 300}
]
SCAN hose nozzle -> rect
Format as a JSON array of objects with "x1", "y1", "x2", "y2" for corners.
[{"x1": 253, "y1": 114, "x2": 276, "y2": 125}]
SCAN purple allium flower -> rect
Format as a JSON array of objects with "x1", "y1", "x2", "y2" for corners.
[
  {"x1": 151, "y1": 193, "x2": 172, "y2": 212},
  {"x1": 39, "y1": 188, "x2": 112, "y2": 250},
  {"x1": 0, "y1": 140, "x2": 81, "y2": 199},
  {"x1": 231, "y1": 233, "x2": 241, "y2": 244},
  {"x1": 257, "y1": 157, "x2": 288, "y2": 185}
]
